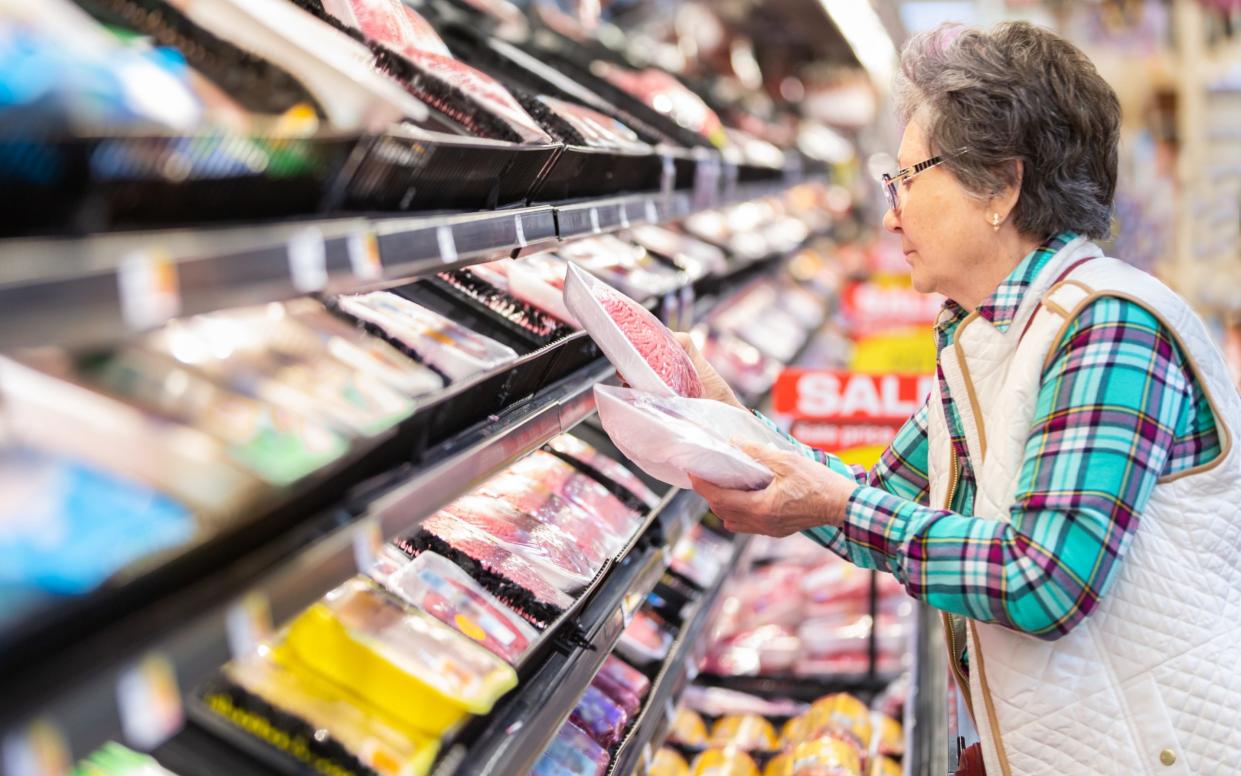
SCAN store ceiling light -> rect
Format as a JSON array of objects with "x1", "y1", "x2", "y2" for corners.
[{"x1": 817, "y1": 0, "x2": 898, "y2": 89}]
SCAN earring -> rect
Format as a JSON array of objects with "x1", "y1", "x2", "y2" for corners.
[{"x1": 990, "y1": 213, "x2": 1002, "y2": 231}]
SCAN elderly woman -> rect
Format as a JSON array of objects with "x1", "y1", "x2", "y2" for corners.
[{"x1": 683, "y1": 22, "x2": 1241, "y2": 776}]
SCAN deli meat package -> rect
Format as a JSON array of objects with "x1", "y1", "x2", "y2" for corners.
[
  {"x1": 371, "y1": 551, "x2": 538, "y2": 665},
  {"x1": 563, "y1": 264, "x2": 702, "y2": 397},
  {"x1": 546, "y1": 433, "x2": 660, "y2": 509},
  {"x1": 508, "y1": 450, "x2": 645, "y2": 539},
  {"x1": 593, "y1": 385, "x2": 800, "y2": 490},
  {"x1": 335, "y1": 292, "x2": 518, "y2": 382}
]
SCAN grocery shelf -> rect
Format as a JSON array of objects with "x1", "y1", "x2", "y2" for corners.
[
  {"x1": 0, "y1": 358, "x2": 612, "y2": 764},
  {"x1": 441, "y1": 488, "x2": 714, "y2": 776},
  {"x1": 908, "y1": 605, "x2": 950, "y2": 776},
  {"x1": 606, "y1": 536, "x2": 750, "y2": 776},
  {"x1": 0, "y1": 182, "x2": 798, "y2": 351}
]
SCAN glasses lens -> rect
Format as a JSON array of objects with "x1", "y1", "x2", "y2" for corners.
[{"x1": 882, "y1": 174, "x2": 898, "y2": 211}]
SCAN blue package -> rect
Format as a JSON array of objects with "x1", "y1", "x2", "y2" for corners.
[
  {"x1": 531, "y1": 721, "x2": 610, "y2": 776},
  {"x1": 0, "y1": 448, "x2": 195, "y2": 595}
]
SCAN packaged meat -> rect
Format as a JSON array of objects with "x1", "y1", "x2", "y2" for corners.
[
  {"x1": 688, "y1": 749, "x2": 760, "y2": 776},
  {"x1": 437, "y1": 270, "x2": 573, "y2": 345},
  {"x1": 546, "y1": 434, "x2": 660, "y2": 509},
  {"x1": 500, "y1": 257, "x2": 578, "y2": 326},
  {"x1": 670, "y1": 525, "x2": 735, "y2": 589},
  {"x1": 591, "y1": 62, "x2": 726, "y2": 145},
  {"x1": 535, "y1": 95, "x2": 649, "y2": 152},
  {"x1": 412, "y1": 513, "x2": 576, "y2": 610},
  {"x1": 0, "y1": 445, "x2": 194, "y2": 596},
  {"x1": 441, "y1": 495, "x2": 599, "y2": 590},
  {"x1": 148, "y1": 310, "x2": 414, "y2": 437},
  {"x1": 475, "y1": 471, "x2": 616, "y2": 560},
  {"x1": 869, "y1": 712, "x2": 904, "y2": 758},
  {"x1": 72, "y1": 742, "x2": 179, "y2": 776},
  {"x1": 277, "y1": 577, "x2": 517, "y2": 736},
  {"x1": 373, "y1": 551, "x2": 538, "y2": 665},
  {"x1": 77, "y1": 347, "x2": 348, "y2": 486},
  {"x1": 558, "y1": 237, "x2": 683, "y2": 299},
  {"x1": 709, "y1": 714, "x2": 778, "y2": 751},
  {"x1": 705, "y1": 624, "x2": 802, "y2": 676},
  {"x1": 589, "y1": 668, "x2": 641, "y2": 719},
  {"x1": 616, "y1": 608, "x2": 673, "y2": 665},
  {"x1": 594, "y1": 384, "x2": 804, "y2": 490},
  {"x1": 803, "y1": 695, "x2": 872, "y2": 751},
  {"x1": 508, "y1": 451, "x2": 644, "y2": 538},
  {"x1": 321, "y1": 0, "x2": 454, "y2": 58},
  {"x1": 630, "y1": 226, "x2": 728, "y2": 280},
  {"x1": 335, "y1": 292, "x2": 518, "y2": 382},
  {"x1": 785, "y1": 738, "x2": 862, "y2": 776},
  {"x1": 211, "y1": 651, "x2": 438, "y2": 776},
  {"x1": 702, "y1": 333, "x2": 781, "y2": 400},
  {"x1": 668, "y1": 706, "x2": 709, "y2": 746},
  {"x1": 598, "y1": 654, "x2": 651, "y2": 700},
  {"x1": 649, "y1": 748, "x2": 691, "y2": 776},
  {"x1": 570, "y1": 684, "x2": 627, "y2": 747},
  {"x1": 531, "y1": 721, "x2": 610, "y2": 776},
  {"x1": 284, "y1": 298, "x2": 446, "y2": 398},
  {"x1": 682, "y1": 686, "x2": 807, "y2": 719}
]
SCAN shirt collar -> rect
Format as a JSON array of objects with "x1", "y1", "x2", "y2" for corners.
[{"x1": 935, "y1": 232, "x2": 1077, "y2": 335}]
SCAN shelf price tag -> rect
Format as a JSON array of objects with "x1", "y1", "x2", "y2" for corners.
[
  {"x1": 436, "y1": 225, "x2": 458, "y2": 264},
  {"x1": 3, "y1": 718, "x2": 71, "y2": 776},
  {"x1": 348, "y1": 231, "x2": 383, "y2": 280},
  {"x1": 621, "y1": 591, "x2": 644, "y2": 626},
  {"x1": 116, "y1": 653, "x2": 184, "y2": 750},
  {"x1": 684, "y1": 655, "x2": 700, "y2": 681},
  {"x1": 288, "y1": 227, "x2": 328, "y2": 292},
  {"x1": 353, "y1": 516, "x2": 383, "y2": 574},
  {"x1": 119, "y1": 250, "x2": 180, "y2": 330},
  {"x1": 226, "y1": 591, "x2": 273, "y2": 660},
  {"x1": 645, "y1": 199, "x2": 659, "y2": 225},
  {"x1": 589, "y1": 207, "x2": 602, "y2": 235},
  {"x1": 618, "y1": 203, "x2": 631, "y2": 230},
  {"x1": 514, "y1": 215, "x2": 528, "y2": 249}
]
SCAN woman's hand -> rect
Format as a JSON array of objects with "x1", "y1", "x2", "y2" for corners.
[
  {"x1": 690, "y1": 442, "x2": 858, "y2": 537},
  {"x1": 673, "y1": 332, "x2": 744, "y2": 410}
]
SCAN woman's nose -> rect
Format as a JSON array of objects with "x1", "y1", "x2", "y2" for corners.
[{"x1": 882, "y1": 206, "x2": 900, "y2": 233}]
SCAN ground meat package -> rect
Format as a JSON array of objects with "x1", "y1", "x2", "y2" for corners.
[
  {"x1": 335, "y1": 292, "x2": 518, "y2": 382},
  {"x1": 546, "y1": 433, "x2": 661, "y2": 510},
  {"x1": 371, "y1": 550, "x2": 538, "y2": 665},
  {"x1": 563, "y1": 264, "x2": 702, "y2": 398},
  {"x1": 570, "y1": 683, "x2": 628, "y2": 747},
  {"x1": 593, "y1": 385, "x2": 800, "y2": 490},
  {"x1": 475, "y1": 471, "x2": 617, "y2": 560}
]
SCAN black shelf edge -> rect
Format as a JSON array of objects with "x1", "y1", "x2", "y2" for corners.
[
  {"x1": 0, "y1": 360, "x2": 612, "y2": 763},
  {"x1": 607, "y1": 535, "x2": 750, "y2": 776},
  {"x1": 0, "y1": 180, "x2": 811, "y2": 350},
  {"x1": 908, "y1": 604, "x2": 949, "y2": 776}
]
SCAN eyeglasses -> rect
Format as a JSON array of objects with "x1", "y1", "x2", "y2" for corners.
[{"x1": 881, "y1": 149, "x2": 967, "y2": 212}]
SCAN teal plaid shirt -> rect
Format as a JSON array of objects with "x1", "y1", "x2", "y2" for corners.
[{"x1": 762, "y1": 234, "x2": 1221, "y2": 640}]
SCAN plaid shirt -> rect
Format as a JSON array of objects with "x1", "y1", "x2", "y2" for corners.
[{"x1": 763, "y1": 233, "x2": 1222, "y2": 640}]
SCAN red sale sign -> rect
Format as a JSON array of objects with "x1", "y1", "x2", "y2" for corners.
[
  {"x1": 771, "y1": 370, "x2": 933, "y2": 465},
  {"x1": 840, "y1": 280, "x2": 944, "y2": 338}
]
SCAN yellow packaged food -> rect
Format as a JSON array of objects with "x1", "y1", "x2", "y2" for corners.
[
  {"x1": 805, "y1": 694, "x2": 871, "y2": 749},
  {"x1": 211, "y1": 651, "x2": 439, "y2": 776},
  {"x1": 649, "y1": 747, "x2": 691, "y2": 776},
  {"x1": 709, "y1": 714, "x2": 778, "y2": 751},
  {"x1": 278, "y1": 578, "x2": 517, "y2": 737},
  {"x1": 764, "y1": 752, "x2": 793, "y2": 776},
  {"x1": 689, "y1": 748, "x2": 760, "y2": 776},
  {"x1": 869, "y1": 711, "x2": 904, "y2": 757},
  {"x1": 868, "y1": 755, "x2": 902, "y2": 776},
  {"x1": 669, "y1": 707, "x2": 710, "y2": 746},
  {"x1": 789, "y1": 738, "x2": 862, "y2": 776},
  {"x1": 780, "y1": 715, "x2": 812, "y2": 748}
]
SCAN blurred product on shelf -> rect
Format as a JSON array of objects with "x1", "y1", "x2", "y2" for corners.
[
  {"x1": 534, "y1": 95, "x2": 651, "y2": 152},
  {"x1": 681, "y1": 686, "x2": 808, "y2": 719},
  {"x1": 368, "y1": 550, "x2": 539, "y2": 665},
  {"x1": 564, "y1": 264, "x2": 703, "y2": 397},
  {"x1": 669, "y1": 524, "x2": 735, "y2": 589},
  {"x1": 669, "y1": 707, "x2": 710, "y2": 747},
  {"x1": 688, "y1": 748, "x2": 760, "y2": 776},
  {"x1": 616, "y1": 606, "x2": 674, "y2": 666},
  {"x1": 474, "y1": 257, "x2": 579, "y2": 327},
  {"x1": 570, "y1": 683, "x2": 628, "y2": 747},
  {"x1": 589, "y1": 656, "x2": 644, "y2": 717},
  {"x1": 558, "y1": 237, "x2": 685, "y2": 299},
  {"x1": 532, "y1": 719, "x2": 610, "y2": 776},
  {"x1": 72, "y1": 742, "x2": 179, "y2": 776},
  {"x1": 435, "y1": 269, "x2": 575, "y2": 347},
  {"x1": 591, "y1": 62, "x2": 726, "y2": 147},
  {"x1": 630, "y1": 226, "x2": 729, "y2": 279},
  {"x1": 709, "y1": 714, "x2": 778, "y2": 751},
  {"x1": 649, "y1": 747, "x2": 692, "y2": 776},
  {"x1": 508, "y1": 450, "x2": 646, "y2": 537},
  {"x1": 545, "y1": 433, "x2": 661, "y2": 510}
]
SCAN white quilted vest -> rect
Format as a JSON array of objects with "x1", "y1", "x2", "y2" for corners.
[{"x1": 925, "y1": 237, "x2": 1241, "y2": 775}]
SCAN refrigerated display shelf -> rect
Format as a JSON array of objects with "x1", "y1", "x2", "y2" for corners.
[
  {"x1": 606, "y1": 535, "x2": 750, "y2": 776},
  {"x1": 0, "y1": 182, "x2": 795, "y2": 351}
]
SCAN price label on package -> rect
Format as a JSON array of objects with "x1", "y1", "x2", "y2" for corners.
[
  {"x1": 226, "y1": 591, "x2": 273, "y2": 660},
  {"x1": 347, "y1": 231, "x2": 382, "y2": 280},
  {"x1": 116, "y1": 653, "x2": 184, "y2": 750},
  {"x1": 288, "y1": 227, "x2": 328, "y2": 292},
  {"x1": 118, "y1": 250, "x2": 180, "y2": 330},
  {"x1": 3, "y1": 718, "x2": 71, "y2": 776}
]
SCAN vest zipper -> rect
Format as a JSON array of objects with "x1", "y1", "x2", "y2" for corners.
[{"x1": 946, "y1": 447, "x2": 961, "y2": 512}]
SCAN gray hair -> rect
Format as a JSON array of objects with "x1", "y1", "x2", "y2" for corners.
[{"x1": 894, "y1": 22, "x2": 1121, "y2": 240}]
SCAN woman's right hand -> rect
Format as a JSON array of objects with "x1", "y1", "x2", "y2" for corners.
[{"x1": 674, "y1": 332, "x2": 744, "y2": 410}]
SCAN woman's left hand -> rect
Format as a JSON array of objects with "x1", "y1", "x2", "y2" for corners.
[{"x1": 689, "y1": 442, "x2": 859, "y2": 537}]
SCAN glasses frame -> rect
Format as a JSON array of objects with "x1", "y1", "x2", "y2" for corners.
[{"x1": 881, "y1": 149, "x2": 967, "y2": 212}]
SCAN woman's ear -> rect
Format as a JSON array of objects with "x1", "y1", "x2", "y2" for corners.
[{"x1": 994, "y1": 159, "x2": 1023, "y2": 222}]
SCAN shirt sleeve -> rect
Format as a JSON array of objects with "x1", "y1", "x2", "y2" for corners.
[
  {"x1": 841, "y1": 297, "x2": 1201, "y2": 639},
  {"x1": 751, "y1": 400, "x2": 933, "y2": 568}
]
